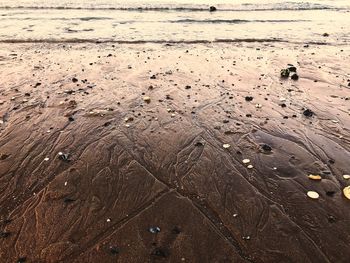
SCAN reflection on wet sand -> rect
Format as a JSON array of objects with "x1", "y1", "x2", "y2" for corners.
[{"x1": 0, "y1": 42, "x2": 350, "y2": 262}]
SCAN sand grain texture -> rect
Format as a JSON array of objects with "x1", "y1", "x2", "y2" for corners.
[{"x1": 0, "y1": 43, "x2": 350, "y2": 262}]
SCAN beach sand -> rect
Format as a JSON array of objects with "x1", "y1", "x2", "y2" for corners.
[{"x1": 1, "y1": 42, "x2": 350, "y2": 262}]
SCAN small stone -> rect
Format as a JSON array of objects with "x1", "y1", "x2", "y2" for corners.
[
  {"x1": 322, "y1": 33, "x2": 329, "y2": 37},
  {"x1": 303, "y1": 109, "x2": 314, "y2": 117},
  {"x1": 109, "y1": 246, "x2": 119, "y2": 255},
  {"x1": 106, "y1": 218, "x2": 111, "y2": 222},
  {"x1": 261, "y1": 144, "x2": 272, "y2": 152},
  {"x1": 58, "y1": 152, "x2": 70, "y2": 162},
  {"x1": 143, "y1": 96, "x2": 151, "y2": 103},
  {"x1": 242, "y1": 159, "x2": 250, "y2": 164},
  {"x1": 209, "y1": 6, "x2": 217, "y2": 12},
  {"x1": 194, "y1": 141, "x2": 204, "y2": 147},
  {"x1": 280, "y1": 69, "x2": 290, "y2": 78},
  {"x1": 255, "y1": 104, "x2": 262, "y2": 108},
  {"x1": 287, "y1": 65, "x2": 297, "y2": 72},
  {"x1": 247, "y1": 165, "x2": 254, "y2": 169},
  {"x1": 44, "y1": 157, "x2": 49, "y2": 161},
  {"x1": 17, "y1": 258, "x2": 26, "y2": 263},
  {"x1": 308, "y1": 174, "x2": 322, "y2": 180},
  {"x1": 72, "y1": 77, "x2": 78, "y2": 83},
  {"x1": 223, "y1": 144, "x2": 231, "y2": 149},
  {"x1": 291, "y1": 73, "x2": 299, "y2": 80},
  {"x1": 245, "y1": 96, "x2": 253, "y2": 102},
  {"x1": 307, "y1": 191, "x2": 320, "y2": 199},
  {"x1": 149, "y1": 226, "x2": 161, "y2": 234}
]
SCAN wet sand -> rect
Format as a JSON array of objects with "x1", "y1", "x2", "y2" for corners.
[{"x1": 0, "y1": 42, "x2": 350, "y2": 262}]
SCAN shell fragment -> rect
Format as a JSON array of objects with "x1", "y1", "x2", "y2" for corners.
[
  {"x1": 308, "y1": 174, "x2": 322, "y2": 180},
  {"x1": 307, "y1": 191, "x2": 319, "y2": 199},
  {"x1": 343, "y1": 186, "x2": 350, "y2": 200}
]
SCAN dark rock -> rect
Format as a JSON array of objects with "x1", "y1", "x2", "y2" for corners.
[
  {"x1": 58, "y1": 153, "x2": 71, "y2": 162},
  {"x1": 209, "y1": 6, "x2": 217, "y2": 12},
  {"x1": 68, "y1": 116, "x2": 75, "y2": 122},
  {"x1": 322, "y1": 33, "x2": 329, "y2": 37},
  {"x1": 151, "y1": 248, "x2": 169, "y2": 258},
  {"x1": 194, "y1": 141, "x2": 204, "y2": 147},
  {"x1": 150, "y1": 75, "x2": 156, "y2": 79},
  {"x1": 185, "y1": 85, "x2": 191, "y2": 89},
  {"x1": 109, "y1": 246, "x2": 119, "y2": 255},
  {"x1": 303, "y1": 109, "x2": 314, "y2": 117},
  {"x1": 287, "y1": 64, "x2": 297, "y2": 72},
  {"x1": 291, "y1": 73, "x2": 299, "y2": 80},
  {"x1": 261, "y1": 144, "x2": 272, "y2": 152},
  {"x1": 280, "y1": 69, "x2": 290, "y2": 78},
  {"x1": 17, "y1": 258, "x2": 26, "y2": 263},
  {"x1": 245, "y1": 96, "x2": 254, "y2": 102},
  {"x1": 72, "y1": 77, "x2": 78, "y2": 83},
  {"x1": 328, "y1": 215, "x2": 336, "y2": 223}
]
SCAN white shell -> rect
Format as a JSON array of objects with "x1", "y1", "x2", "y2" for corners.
[{"x1": 307, "y1": 191, "x2": 319, "y2": 199}]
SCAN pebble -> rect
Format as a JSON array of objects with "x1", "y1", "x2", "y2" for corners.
[
  {"x1": 303, "y1": 109, "x2": 314, "y2": 117},
  {"x1": 247, "y1": 165, "x2": 254, "y2": 169},
  {"x1": 223, "y1": 144, "x2": 231, "y2": 149},
  {"x1": 149, "y1": 226, "x2": 161, "y2": 234},
  {"x1": 242, "y1": 159, "x2": 250, "y2": 164},
  {"x1": 44, "y1": 157, "x2": 49, "y2": 161},
  {"x1": 307, "y1": 191, "x2": 320, "y2": 199},
  {"x1": 280, "y1": 69, "x2": 290, "y2": 78},
  {"x1": 209, "y1": 6, "x2": 217, "y2": 12},
  {"x1": 143, "y1": 96, "x2": 151, "y2": 103},
  {"x1": 261, "y1": 144, "x2": 272, "y2": 152},
  {"x1": 291, "y1": 73, "x2": 299, "y2": 80}
]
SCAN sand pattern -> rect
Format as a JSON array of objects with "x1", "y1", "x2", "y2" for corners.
[{"x1": 0, "y1": 42, "x2": 350, "y2": 262}]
